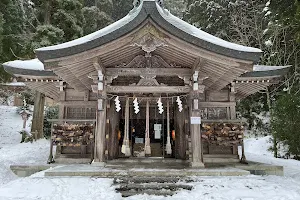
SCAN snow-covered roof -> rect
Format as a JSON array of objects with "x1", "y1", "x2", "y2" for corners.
[
  {"x1": 2, "y1": 59, "x2": 56, "y2": 78},
  {"x1": 241, "y1": 65, "x2": 291, "y2": 78},
  {"x1": 3, "y1": 59, "x2": 44, "y2": 71},
  {"x1": 3, "y1": 82, "x2": 26, "y2": 87},
  {"x1": 35, "y1": 0, "x2": 262, "y2": 62},
  {"x1": 253, "y1": 65, "x2": 291, "y2": 72}
]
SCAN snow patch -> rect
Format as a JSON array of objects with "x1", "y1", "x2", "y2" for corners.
[
  {"x1": 265, "y1": 39, "x2": 273, "y2": 47},
  {"x1": 3, "y1": 59, "x2": 44, "y2": 71},
  {"x1": 253, "y1": 65, "x2": 290, "y2": 71}
]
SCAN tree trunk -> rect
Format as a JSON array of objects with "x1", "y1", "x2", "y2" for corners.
[
  {"x1": 44, "y1": 0, "x2": 51, "y2": 24},
  {"x1": 266, "y1": 87, "x2": 277, "y2": 158}
]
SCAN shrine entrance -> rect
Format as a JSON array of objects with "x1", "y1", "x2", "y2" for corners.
[{"x1": 117, "y1": 97, "x2": 184, "y2": 159}]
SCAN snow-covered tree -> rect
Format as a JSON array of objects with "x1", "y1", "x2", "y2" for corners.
[
  {"x1": 165, "y1": 0, "x2": 186, "y2": 18},
  {"x1": 82, "y1": 6, "x2": 113, "y2": 35}
]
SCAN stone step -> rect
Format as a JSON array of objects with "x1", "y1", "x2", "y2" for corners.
[
  {"x1": 107, "y1": 158, "x2": 186, "y2": 164},
  {"x1": 120, "y1": 189, "x2": 175, "y2": 197},
  {"x1": 114, "y1": 176, "x2": 192, "y2": 184},
  {"x1": 115, "y1": 183, "x2": 193, "y2": 191}
]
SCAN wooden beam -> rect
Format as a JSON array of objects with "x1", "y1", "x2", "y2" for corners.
[
  {"x1": 59, "y1": 101, "x2": 97, "y2": 106},
  {"x1": 199, "y1": 102, "x2": 236, "y2": 107},
  {"x1": 105, "y1": 68, "x2": 192, "y2": 77},
  {"x1": 106, "y1": 85, "x2": 191, "y2": 94}
]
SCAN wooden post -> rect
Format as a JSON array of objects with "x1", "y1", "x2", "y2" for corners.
[
  {"x1": 47, "y1": 122, "x2": 54, "y2": 164},
  {"x1": 93, "y1": 70, "x2": 107, "y2": 166},
  {"x1": 108, "y1": 100, "x2": 120, "y2": 159},
  {"x1": 58, "y1": 81, "x2": 66, "y2": 119},
  {"x1": 174, "y1": 104, "x2": 186, "y2": 159},
  {"x1": 31, "y1": 91, "x2": 45, "y2": 139},
  {"x1": 190, "y1": 71, "x2": 205, "y2": 167},
  {"x1": 190, "y1": 98, "x2": 204, "y2": 168}
]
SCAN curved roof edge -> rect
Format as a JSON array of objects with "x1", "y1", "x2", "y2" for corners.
[
  {"x1": 240, "y1": 66, "x2": 291, "y2": 78},
  {"x1": 3, "y1": 59, "x2": 57, "y2": 78},
  {"x1": 35, "y1": 0, "x2": 262, "y2": 63}
]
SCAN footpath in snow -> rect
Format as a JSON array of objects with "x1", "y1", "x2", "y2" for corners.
[{"x1": 0, "y1": 105, "x2": 300, "y2": 200}]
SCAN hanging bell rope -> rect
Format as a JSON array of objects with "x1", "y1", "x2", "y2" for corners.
[
  {"x1": 121, "y1": 98, "x2": 131, "y2": 156},
  {"x1": 144, "y1": 100, "x2": 151, "y2": 155},
  {"x1": 166, "y1": 99, "x2": 172, "y2": 155}
]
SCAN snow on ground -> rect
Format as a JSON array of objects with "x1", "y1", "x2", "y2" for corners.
[
  {"x1": 0, "y1": 105, "x2": 300, "y2": 199},
  {"x1": 0, "y1": 106, "x2": 49, "y2": 186},
  {"x1": 0, "y1": 106, "x2": 24, "y2": 147},
  {"x1": 244, "y1": 135, "x2": 300, "y2": 181}
]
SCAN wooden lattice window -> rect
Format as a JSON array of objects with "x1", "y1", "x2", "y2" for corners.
[{"x1": 66, "y1": 107, "x2": 96, "y2": 119}]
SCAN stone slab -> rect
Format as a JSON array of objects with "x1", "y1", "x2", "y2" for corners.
[
  {"x1": 10, "y1": 165, "x2": 54, "y2": 177},
  {"x1": 44, "y1": 164, "x2": 250, "y2": 177}
]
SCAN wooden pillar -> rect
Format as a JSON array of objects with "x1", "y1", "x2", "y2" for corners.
[
  {"x1": 93, "y1": 70, "x2": 107, "y2": 166},
  {"x1": 31, "y1": 91, "x2": 45, "y2": 139},
  {"x1": 107, "y1": 100, "x2": 119, "y2": 159},
  {"x1": 174, "y1": 104, "x2": 186, "y2": 159},
  {"x1": 230, "y1": 83, "x2": 236, "y2": 119},
  {"x1": 58, "y1": 81, "x2": 66, "y2": 119},
  {"x1": 189, "y1": 71, "x2": 205, "y2": 168}
]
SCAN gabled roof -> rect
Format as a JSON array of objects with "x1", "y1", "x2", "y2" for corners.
[{"x1": 35, "y1": 0, "x2": 261, "y2": 62}]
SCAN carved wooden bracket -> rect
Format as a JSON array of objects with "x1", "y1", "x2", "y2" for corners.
[{"x1": 137, "y1": 75, "x2": 159, "y2": 86}]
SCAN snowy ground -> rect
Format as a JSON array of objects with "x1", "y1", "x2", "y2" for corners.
[{"x1": 0, "y1": 105, "x2": 300, "y2": 200}]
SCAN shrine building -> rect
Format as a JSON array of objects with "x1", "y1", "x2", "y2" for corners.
[{"x1": 3, "y1": 0, "x2": 290, "y2": 167}]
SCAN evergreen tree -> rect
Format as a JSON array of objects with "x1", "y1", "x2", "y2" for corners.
[
  {"x1": 0, "y1": 0, "x2": 28, "y2": 82},
  {"x1": 82, "y1": 6, "x2": 113, "y2": 35},
  {"x1": 0, "y1": 0, "x2": 26, "y2": 62},
  {"x1": 165, "y1": 0, "x2": 186, "y2": 18},
  {"x1": 273, "y1": 94, "x2": 300, "y2": 158},
  {"x1": 0, "y1": 12, "x2": 3, "y2": 56},
  {"x1": 52, "y1": 0, "x2": 85, "y2": 41},
  {"x1": 111, "y1": 0, "x2": 132, "y2": 21},
  {"x1": 30, "y1": 25, "x2": 65, "y2": 50}
]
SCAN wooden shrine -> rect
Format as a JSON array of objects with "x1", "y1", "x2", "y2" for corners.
[{"x1": 3, "y1": 0, "x2": 290, "y2": 167}]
